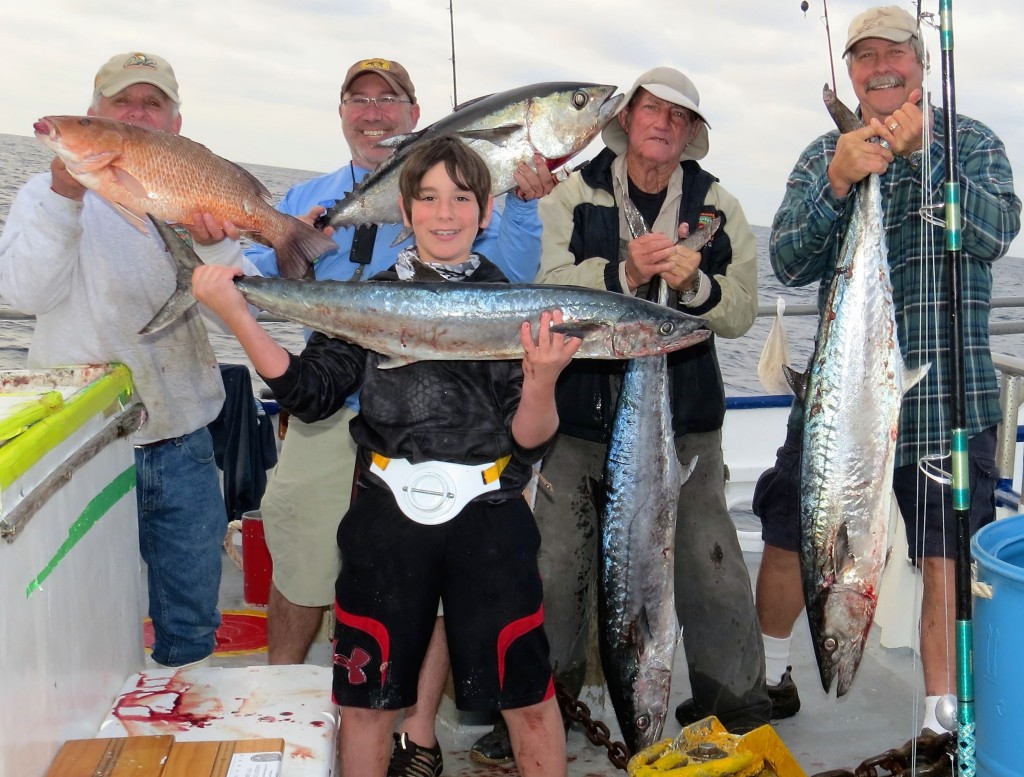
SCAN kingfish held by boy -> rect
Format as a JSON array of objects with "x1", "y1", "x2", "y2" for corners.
[
  {"x1": 142, "y1": 215, "x2": 711, "y2": 365},
  {"x1": 800, "y1": 86, "x2": 928, "y2": 696},
  {"x1": 315, "y1": 82, "x2": 623, "y2": 234},
  {"x1": 33, "y1": 115, "x2": 337, "y2": 279}
]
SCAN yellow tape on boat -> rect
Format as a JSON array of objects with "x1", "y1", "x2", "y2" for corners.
[
  {"x1": 0, "y1": 391, "x2": 64, "y2": 443},
  {"x1": 0, "y1": 365, "x2": 135, "y2": 491}
]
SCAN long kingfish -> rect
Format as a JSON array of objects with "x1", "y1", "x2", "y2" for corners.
[
  {"x1": 143, "y1": 215, "x2": 710, "y2": 366},
  {"x1": 800, "y1": 86, "x2": 928, "y2": 696},
  {"x1": 598, "y1": 202, "x2": 715, "y2": 752}
]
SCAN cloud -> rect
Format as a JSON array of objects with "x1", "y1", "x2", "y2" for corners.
[{"x1": 0, "y1": 0, "x2": 1020, "y2": 257}]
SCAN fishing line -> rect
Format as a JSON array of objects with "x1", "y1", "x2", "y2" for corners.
[{"x1": 904, "y1": 3, "x2": 960, "y2": 750}]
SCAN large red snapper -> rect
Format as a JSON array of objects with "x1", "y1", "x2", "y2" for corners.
[{"x1": 33, "y1": 115, "x2": 336, "y2": 279}]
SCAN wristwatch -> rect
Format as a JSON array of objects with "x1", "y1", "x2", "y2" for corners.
[
  {"x1": 905, "y1": 149, "x2": 923, "y2": 171},
  {"x1": 677, "y1": 272, "x2": 702, "y2": 306}
]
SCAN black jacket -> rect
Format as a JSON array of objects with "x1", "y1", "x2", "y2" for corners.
[
  {"x1": 262, "y1": 257, "x2": 544, "y2": 499},
  {"x1": 553, "y1": 148, "x2": 735, "y2": 443}
]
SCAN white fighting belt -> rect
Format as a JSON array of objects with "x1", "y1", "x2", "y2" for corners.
[{"x1": 369, "y1": 452, "x2": 511, "y2": 525}]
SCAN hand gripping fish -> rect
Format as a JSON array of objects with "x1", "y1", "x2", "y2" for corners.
[
  {"x1": 143, "y1": 215, "x2": 711, "y2": 365},
  {"x1": 598, "y1": 200, "x2": 714, "y2": 753},
  {"x1": 799, "y1": 86, "x2": 929, "y2": 696}
]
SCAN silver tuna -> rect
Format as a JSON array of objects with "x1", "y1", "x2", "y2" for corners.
[
  {"x1": 143, "y1": 215, "x2": 710, "y2": 365},
  {"x1": 316, "y1": 82, "x2": 622, "y2": 230},
  {"x1": 801, "y1": 87, "x2": 928, "y2": 696}
]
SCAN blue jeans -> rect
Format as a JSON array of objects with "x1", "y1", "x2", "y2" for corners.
[{"x1": 136, "y1": 427, "x2": 225, "y2": 666}]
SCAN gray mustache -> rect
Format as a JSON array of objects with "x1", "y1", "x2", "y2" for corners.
[{"x1": 866, "y1": 75, "x2": 904, "y2": 90}]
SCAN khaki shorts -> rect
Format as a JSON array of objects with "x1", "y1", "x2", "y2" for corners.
[{"x1": 260, "y1": 408, "x2": 357, "y2": 607}]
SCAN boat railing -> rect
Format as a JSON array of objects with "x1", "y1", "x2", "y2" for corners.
[{"x1": 2, "y1": 300, "x2": 1021, "y2": 500}]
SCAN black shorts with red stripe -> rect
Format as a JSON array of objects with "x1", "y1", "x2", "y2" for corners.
[{"x1": 331, "y1": 481, "x2": 555, "y2": 711}]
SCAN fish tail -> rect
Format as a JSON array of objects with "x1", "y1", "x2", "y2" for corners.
[
  {"x1": 275, "y1": 221, "x2": 338, "y2": 280},
  {"x1": 139, "y1": 214, "x2": 201, "y2": 336}
]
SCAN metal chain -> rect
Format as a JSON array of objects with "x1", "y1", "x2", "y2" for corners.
[
  {"x1": 810, "y1": 730, "x2": 954, "y2": 777},
  {"x1": 554, "y1": 679, "x2": 631, "y2": 771}
]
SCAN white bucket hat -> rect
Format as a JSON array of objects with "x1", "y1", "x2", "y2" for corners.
[{"x1": 601, "y1": 66, "x2": 711, "y2": 162}]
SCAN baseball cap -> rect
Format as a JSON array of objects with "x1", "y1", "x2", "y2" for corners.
[
  {"x1": 94, "y1": 51, "x2": 179, "y2": 103},
  {"x1": 843, "y1": 6, "x2": 920, "y2": 56},
  {"x1": 601, "y1": 66, "x2": 711, "y2": 162},
  {"x1": 341, "y1": 58, "x2": 416, "y2": 104}
]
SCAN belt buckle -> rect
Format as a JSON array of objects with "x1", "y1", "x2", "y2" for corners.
[{"x1": 370, "y1": 457, "x2": 501, "y2": 525}]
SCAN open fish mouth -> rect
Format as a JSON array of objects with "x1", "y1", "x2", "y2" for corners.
[{"x1": 32, "y1": 119, "x2": 56, "y2": 139}]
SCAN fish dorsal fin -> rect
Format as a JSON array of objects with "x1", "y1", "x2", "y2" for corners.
[
  {"x1": 375, "y1": 131, "x2": 422, "y2": 150},
  {"x1": 679, "y1": 455, "x2": 698, "y2": 487},
  {"x1": 456, "y1": 125, "x2": 522, "y2": 147},
  {"x1": 225, "y1": 159, "x2": 273, "y2": 200},
  {"x1": 782, "y1": 364, "x2": 809, "y2": 402},
  {"x1": 453, "y1": 93, "x2": 494, "y2": 112},
  {"x1": 902, "y1": 362, "x2": 931, "y2": 394}
]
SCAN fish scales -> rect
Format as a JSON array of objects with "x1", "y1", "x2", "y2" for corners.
[
  {"x1": 234, "y1": 277, "x2": 710, "y2": 366},
  {"x1": 594, "y1": 206, "x2": 719, "y2": 754},
  {"x1": 34, "y1": 115, "x2": 337, "y2": 279},
  {"x1": 598, "y1": 348, "x2": 682, "y2": 754},
  {"x1": 800, "y1": 87, "x2": 927, "y2": 697},
  {"x1": 142, "y1": 213, "x2": 711, "y2": 363}
]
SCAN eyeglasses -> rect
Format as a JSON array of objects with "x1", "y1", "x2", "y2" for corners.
[{"x1": 341, "y1": 95, "x2": 412, "y2": 110}]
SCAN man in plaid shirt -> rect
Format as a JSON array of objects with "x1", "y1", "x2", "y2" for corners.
[{"x1": 752, "y1": 5, "x2": 1020, "y2": 735}]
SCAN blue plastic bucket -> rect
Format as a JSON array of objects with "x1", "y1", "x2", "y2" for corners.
[{"x1": 972, "y1": 514, "x2": 1024, "y2": 777}]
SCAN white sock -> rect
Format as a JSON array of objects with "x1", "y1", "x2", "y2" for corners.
[
  {"x1": 763, "y1": 633, "x2": 791, "y2": 686},
  {"x1": 922, "y1": 695, "x2": 952, "y2": 734}
]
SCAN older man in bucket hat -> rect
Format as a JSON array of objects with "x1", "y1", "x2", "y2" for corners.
[{"x1": 470, "y1": 65, "x2": 769, "y2": 764}]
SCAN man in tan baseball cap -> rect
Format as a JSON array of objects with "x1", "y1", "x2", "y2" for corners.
[
  {"x1": 843, "y1": 5, "x2": 924, "y2": 61},
  {"x1": 93, "y1": 51, "x2": 180, "y2": 106}
]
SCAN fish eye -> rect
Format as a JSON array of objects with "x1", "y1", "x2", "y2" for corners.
[
  {"x1": 823, "y1": 636, "x2": 838, "y2": 654},
  {"x1": 572, "y1": 90, "x2": 588, "y2": 109},
  {"x1": 658, "y1": 321, "x2": 674, "y2": 336},
  {"x1": 78, "y1": 118, "x2": 91, "y2": 126},
  {"x1": 635, "y1": 714, "x2": 651, "y2": 731}
]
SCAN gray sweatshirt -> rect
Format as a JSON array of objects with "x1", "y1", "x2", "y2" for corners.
[{"x1": 0, "y1": 173, "x2": 235, "y2": 444}]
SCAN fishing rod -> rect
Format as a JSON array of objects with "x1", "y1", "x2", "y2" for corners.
[
  {"x1": 933, "y1": 0, "x2": 977, "y2": 772},
  {"x1": 448, "y1": 0, "x2": 459, "y2": 107},
  {"x1": 800, "y1": 0, "x2": 837, "y2": 95}
]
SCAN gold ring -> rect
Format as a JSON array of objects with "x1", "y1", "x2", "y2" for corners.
[{"x1": 889, "y1": 122, "x2": 900, "y2": 132}]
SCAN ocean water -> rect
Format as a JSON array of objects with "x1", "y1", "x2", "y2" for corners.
[{"x1": 0, "y1": 131, "x2": 1020, "y2": 396}]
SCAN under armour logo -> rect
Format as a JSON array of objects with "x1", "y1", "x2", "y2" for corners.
[{"x1": 334, "y1": 646, "x2": 372, "y2": 684}]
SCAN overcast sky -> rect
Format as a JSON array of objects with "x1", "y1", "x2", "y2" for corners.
[{"x1": 2, "y1": 0, "x2": 1020, "y2": 255}]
